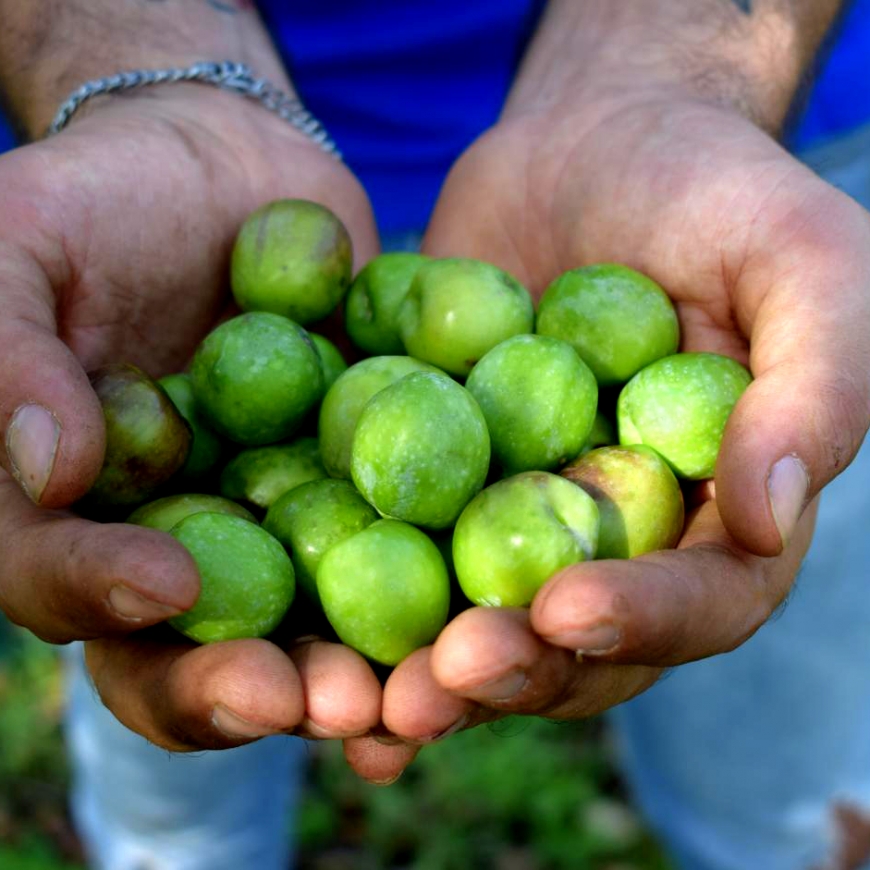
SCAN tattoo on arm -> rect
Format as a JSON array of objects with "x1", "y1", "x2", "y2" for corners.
[{"x1": 730, "y1": 0, "x2": 752, "y2": 12}]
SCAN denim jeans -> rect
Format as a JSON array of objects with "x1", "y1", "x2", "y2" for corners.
[
  {"x1": 65, "y1": 123, "x2": 870, "y2": 870},
  {"x1": 64, "y1": 648, "x2": 309, "y2": 870}
]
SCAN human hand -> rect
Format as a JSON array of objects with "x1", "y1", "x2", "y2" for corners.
[
  {"x1": 0, "y1": 87, "x2": 386, "y2": 748},
  {"x1": 352, "y1": 91, "x2": 870, "y2": 783}
]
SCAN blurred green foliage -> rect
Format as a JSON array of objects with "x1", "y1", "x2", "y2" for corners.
[
  {"x1": 296, "y1": 718, "x2": 671, "y2": 870},
  {"x1": 0, "y1": 622, "x2": 83, "y2": 868},
  {"x1": 0, "y1": 840, "x2": 84, "y2": 870}
]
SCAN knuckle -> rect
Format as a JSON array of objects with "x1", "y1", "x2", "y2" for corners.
[
  {"x1": 0, "y1": 596, "x2": 75, "y2": 645},
  {"x1": 814, "y1": 375, "x2": 870, "y2": 479}
]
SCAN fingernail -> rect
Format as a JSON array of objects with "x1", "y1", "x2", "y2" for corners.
[
  {"x1": 419, "y1": 713, "x2": 469, "y2": 744},
  {"x1": 373, "y1": 733, "x2": 404, "y2": 746},
  {"x1": 212, "y1": 704, "x2": 281, "y2": 739},
  {"x1": 292, "y1": 634, "x2": 322, "y2": 644},
  {"x1": 108, "y1": 585, "x2": 183, "y2": 622},
  {"x1": 473, "y1": 669, "x2": 527, "y2": 702},
  {"x1": 547, "y1": 624, "x2": 622, "y2": 656},
  {"x1": 6, "y1": 403, "x2": 61, "y2": 503},
  {"x1": 299, "y1": 718, "x2": 341, "y2": 739},
  {"x1": 370, "y1": 772, "x2": 403, "y2": 787},
  {"x1": 768, "y1": 454, "x2": 809, "y2": 548}
]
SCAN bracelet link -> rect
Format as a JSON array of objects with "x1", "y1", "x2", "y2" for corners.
[{"x1": 46, "y1": 60, "x2": 342, "y2": 159}]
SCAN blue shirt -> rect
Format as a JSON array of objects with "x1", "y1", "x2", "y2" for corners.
[
  {"x1": 786, "y1": 0, "x2": 870, "y2": 150},
  {"x1": 260, "y1": 0, "x2": 870, "y2": 234},
  {"x1": 258, "y1": 0, "x2": 544, "y2": 235}
]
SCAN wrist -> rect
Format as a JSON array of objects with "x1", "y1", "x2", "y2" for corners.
[
  {"x1": 14, "y1": 58, "x2": 297, "y2": 144},
  {"x1": 0, "y1": 1, "x2": 292, "y2": 141},
  {"x1": 504, "y1": 0, "x2": 842, "y2": 134},
  {"x1": 45, "y1": 62, "x2": 339, "y2": 158},
  {"x1": 56, "y1": 82, "x2": 331, "y2": 170}
]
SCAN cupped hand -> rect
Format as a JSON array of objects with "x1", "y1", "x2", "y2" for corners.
[
  {"x1": 0, "y1": 87, "x2": 385, "y2": 748},
  {"x1": 357, "y1": 93, "x2": 870, "y2": 783}
]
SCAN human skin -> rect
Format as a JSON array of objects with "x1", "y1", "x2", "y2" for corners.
[
  {"x1": 357, "y1": 0, "x2": 870, "y2": 783},
  {"x1": 0, "y1": 0, "x2": 383, "y2": 751},
  {"x1": 0, "y1": 0, "x2": 867, "y2": 786}
]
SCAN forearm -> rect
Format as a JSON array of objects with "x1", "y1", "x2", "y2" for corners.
[
  {"x1": 506, "y1": 0, "x2": 845, "y2": 132},
  {"x1": 0, "y1": 0, "x2": 291, "y2": 139}
]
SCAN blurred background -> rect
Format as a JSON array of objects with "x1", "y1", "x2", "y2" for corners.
[{"x1": 0, "y1": 615, "x2": 671, "y2": 870}]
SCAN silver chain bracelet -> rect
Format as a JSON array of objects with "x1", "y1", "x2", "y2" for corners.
[{"x1": 46, "y1": 60, "x2": 341, "y2": 158}]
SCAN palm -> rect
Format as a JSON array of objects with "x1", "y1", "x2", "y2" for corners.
[
  {"x1": 425, "y1": 98, "x2": 838, "y2": 368},
  {"x1": 0, "y1": 94, "x2": 389, "y2": 758},
  {"x1": 1, "y1": 96, "x2": 375, "y2": 377},
  {"x1": 367, "y1": 95, "x2": 870, "y2": 779},
  {"x1": 29, "y1": 140, "x2": 236, "y2": 376}
]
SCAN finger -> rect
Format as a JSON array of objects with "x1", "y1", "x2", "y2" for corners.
[
  {"x1": 86, "y1": 633, "x2": 305, "y2": 752},
  {"x1": 382, "y1": 646, "x2": 482, "y2": 743},
  {"x1": 0, "y1": 227, "x2": 105, "y2": 507},
  {"x1": 342, "y1": 734, "x2": 420, "y2": 786},
  {"x1": 717, "y1": 183, "x2": 870, "y2": 556},
  {"x1": 286, "y1": 639, "x2": 382, "y2": 739},
  {"x1": 531, "y1": 495, "x2": 817, "y2": 667},
  {"x1": 430, "y1": 607, "x2": 660, "y2": 721},
  {"x1": 0, "y1": 474, "x2": 199, "y2": 643}
]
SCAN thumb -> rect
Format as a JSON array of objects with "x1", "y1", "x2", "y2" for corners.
[
  {"x1": 716, "y1": 193, "x2": 870, "y2": 556},
  {"x1": 0, "y1": 245, "x2": 105, "y2": 507}
]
